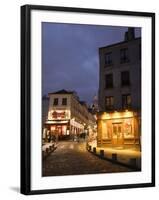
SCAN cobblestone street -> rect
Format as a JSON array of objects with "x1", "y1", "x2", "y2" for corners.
[{"x1": 42, "y1": 141, "x2": 131, "y2": 176}]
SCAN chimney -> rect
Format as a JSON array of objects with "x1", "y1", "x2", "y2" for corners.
[{"x1": 124, "y1": 27, "x2": 135, "y2": 41}]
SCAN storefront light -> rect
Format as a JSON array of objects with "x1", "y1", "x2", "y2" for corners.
[
  {"x1": 113, "y1": 111, "x2": 120, "y2": 116},
  {"x1": 124, "y1": 110, "x2": 133, "y2": 117},
  {"x1": 101, "y1": 112, "x2": 106, "y2": 119},
  {"x1": 66, "y1": 130, "x2": 70, "y2": 135}
]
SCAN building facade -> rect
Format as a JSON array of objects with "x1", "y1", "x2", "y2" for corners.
[
  {"x1": 97, "y1": 28, "x2": 141, "y2": 148},
  {"x1": 44, "y1": 89, "x2": 96, "y2": 141}
]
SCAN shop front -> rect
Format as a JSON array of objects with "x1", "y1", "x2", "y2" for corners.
[
  {"x1": 44, "y1": 120, "x2": 70, "y2": 141},
  {"x1": 50, "y1": 123, "x2": 69, "y2": 139},
  {"x1": 44, "y1": 109, "x2": 70, "y2": 141},
  {"x1": 44, "y1": 109, "x2": 86, "y2": 140},
  {"x1": 45, "y1": 120, "x2": 86, "y2": 140},
  {"x1": 97, "y1": 110, "x2": 141, "y2": 149}
]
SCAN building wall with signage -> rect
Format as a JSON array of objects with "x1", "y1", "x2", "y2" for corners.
[
  {"x1": 44, "y1": 90, "x2": 96, "y2": 141},
  {"x1": 97, "y1": 28, "x2": 141, "y2": 149},
  {"x1": 97, "y1": 111, "x2": 141, "y2": 148}
]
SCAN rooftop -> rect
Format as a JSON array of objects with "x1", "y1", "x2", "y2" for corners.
[
  {"x1": 99, "y1": 37, "x2": 141, "y2": 50},
  {"x1": 48, "y1": 89, "x2": 74, "y2": 95},
  {"x1": 48, "y1": 89, "x2": 95, "y2": 113}
]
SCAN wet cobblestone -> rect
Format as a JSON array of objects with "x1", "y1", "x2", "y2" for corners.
[{"x1": 42, "y1": 141, "x2": 131, "y2": 176}]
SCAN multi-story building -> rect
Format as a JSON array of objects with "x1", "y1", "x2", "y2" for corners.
[
  {"x1": 44, "y1": 89, "x2": 96, "y2": 140},
  {"x1": 97, "y1": 28, "x2": 141, "y2": 148}
]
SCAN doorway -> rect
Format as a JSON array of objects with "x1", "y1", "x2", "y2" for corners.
[{"x1": 112, "y1": 123, "x2": 124, "y2": 146}]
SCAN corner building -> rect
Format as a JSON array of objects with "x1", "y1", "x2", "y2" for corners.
[
  {"x1": 44, "y1": 89, "x2": 96, "y2": 140},
  {"x1": 98, "y1": 28, "x2": 141, "y2": 149}
]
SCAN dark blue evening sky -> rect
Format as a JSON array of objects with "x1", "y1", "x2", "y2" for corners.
[{"x1": 42, "y1": 23, "x2": 141, "y2": 105}]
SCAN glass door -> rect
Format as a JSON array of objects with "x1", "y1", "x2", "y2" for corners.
[{"x1": 112, "y1": 123, "x2": 124, "y2": 146}]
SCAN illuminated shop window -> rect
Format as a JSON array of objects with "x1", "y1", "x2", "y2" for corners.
[
  {"x1": 123, "y1": 119, "x2": 134, "y2": 138},
  {"x1": 102, "y1": 120, "x2": 109, "y2": 139}
]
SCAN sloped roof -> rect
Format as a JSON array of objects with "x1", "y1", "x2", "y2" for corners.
[
  {"x1": 48, "y1": 89, "x2": 74, "y2": 95},
  {"x1": 99, "y1": 37, "x2": 141, "y2": 50}
]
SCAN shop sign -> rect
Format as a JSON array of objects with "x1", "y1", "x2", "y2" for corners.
[{"x1": 50, "y1": 110, "x2": 69, "y2": 119}]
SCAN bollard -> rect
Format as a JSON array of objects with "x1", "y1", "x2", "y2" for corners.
[
  {"x1": 100, "y1": 149, "x2": 104, "y2": 157},
  {"x1": 129, "y1": 158, "x2": 137, "y2": 168},
  {"x1": 112, "y1": 153, "x2": 117, "y2": 161},
  {"x1": 89, "y1": 145, "x2": 92, "y2": 151},
  {"x1": 93, "y1": 147, "x2": 96, "y2": 154}
]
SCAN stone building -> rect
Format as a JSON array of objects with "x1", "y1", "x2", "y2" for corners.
[
  {"x1": 44, "y1": 89, "x2": 96, "y2": 140},
  {"x1": 97, "y1": 28, "x2": 141, "y2": 149}
]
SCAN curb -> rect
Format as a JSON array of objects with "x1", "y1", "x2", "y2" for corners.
[
  {"x1": 42, "y1": 143, "x2": 57, "y2": 160},
  {"x1": 86, "y1": 144, "x2": 141, "y2": 171}
]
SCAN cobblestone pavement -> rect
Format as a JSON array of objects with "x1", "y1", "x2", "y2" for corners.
[{"x1": 42, "y1": 140, "x2": 132, "y2": 176}]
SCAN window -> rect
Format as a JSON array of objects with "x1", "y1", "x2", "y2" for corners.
[
  {"x1": 62, "y1": 98, "x2": 67, "y2": 105},
  {"x1": 120, "y1": 48, "x2": 129, "y2": 63},
  {"x1": 105, "y1": 96, "x2": 114, "y2": 110},
  {"x1": 122, "y1": 94, "x2": 131, "y2": 109},
  {"x1": 105, "y1": 74, "x2": 113, "y2": 88},
  {"x1": 105, "y1": 52, "x2": 112, "y2": 66},
  {"x1": 124, "y1": 119, "x2": 133, "y2": 138},
  {"x1": 121, "y1": 71, "x2": 130, "y2": 86},
  {"x1": 102, "y1": 121, "x2": 110, "y2": 139},
  {"x1": 53, "y1": 98, "x2": 58, "y2": 106}
]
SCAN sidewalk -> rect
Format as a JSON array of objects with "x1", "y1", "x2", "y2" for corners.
[
  {"x1": 87, "y1": 141, "x2": 141, "y2": 170},
  {"x1": 42, "y1": 142, "x2": 57, "y2": 151},
  {"x1": 42, "y1": 142, "x2": 57, "y2": 159}
]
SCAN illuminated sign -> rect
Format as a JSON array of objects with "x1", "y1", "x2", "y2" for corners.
[
  {"x1": 48, "y1": 110, "x2": 70, "y2": 120},
  {"x1": 52, "y1": 111, "x2": 66, "y2": 119}
]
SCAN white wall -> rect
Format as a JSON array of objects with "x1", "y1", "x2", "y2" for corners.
[
  {"x1": 0, "y1": 0, "x2": 158, "y2": 199},
  {"x1": 49, "y1": 94, "x2": 71, "y2": 111}
]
